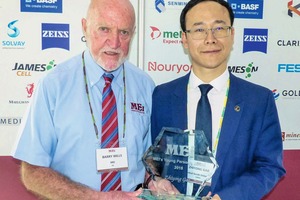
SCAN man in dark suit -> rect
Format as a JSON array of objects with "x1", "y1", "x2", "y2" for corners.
[{"x1": 150, "y1": 0, "x2": 286, "y2": 199}]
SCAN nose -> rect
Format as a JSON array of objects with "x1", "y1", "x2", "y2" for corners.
[
  {"x1": 204, "y1": 29, "x2": 217, "y2": 44},
  {"x1": 107, "y1": 31, "x2": 121, "y2": 49}
]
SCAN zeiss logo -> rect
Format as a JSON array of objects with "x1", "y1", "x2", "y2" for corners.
[
  {"x1": 243, "y1": 28, "x2": 268, "y2": 54},
  {"x1": 21, "y1": 0, "x2": 62, "y2": 13},
  {"x1": 229, "y1": 0, "x2": 263, "y2": 19},
  {"x1": 42, "y1": 23, "x2": 70, "y2": 51}
]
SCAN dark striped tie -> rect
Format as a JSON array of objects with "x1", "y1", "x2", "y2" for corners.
[{"x1": 100, "y1": 73, "x2": 121, "y2": 191}]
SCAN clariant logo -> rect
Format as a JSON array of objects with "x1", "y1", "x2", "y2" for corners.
[{"x1": 42, "y1": 23, "x2": 70, "y2": 50}]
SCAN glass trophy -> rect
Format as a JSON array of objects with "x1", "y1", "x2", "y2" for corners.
[{"x1": 139, "y1": 127, "x2": 218, "y2": 200}]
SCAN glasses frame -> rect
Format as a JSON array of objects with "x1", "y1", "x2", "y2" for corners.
[{"x1": 185, "y1": 26, "x2": 232, "y2": 40}]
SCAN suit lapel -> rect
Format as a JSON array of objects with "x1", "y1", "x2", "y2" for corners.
[
  {"x1": 212, "y1": 74, "x2": 244, "y2": 190},
  {"x1": 171, "y1": 73, "x2": 190, "y2": 130}
]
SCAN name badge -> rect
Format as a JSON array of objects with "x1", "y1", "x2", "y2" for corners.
[
  {"x1": 96, "y1": 147, "x2": 129, "y2": 172},
  {"x1": 187, "y1": 159, "x2": 215, "y2": 185}
]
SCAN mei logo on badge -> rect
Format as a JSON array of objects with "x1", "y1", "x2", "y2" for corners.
[{"x1": 130, "y1": 102, "x2": 145, "y2": 113}]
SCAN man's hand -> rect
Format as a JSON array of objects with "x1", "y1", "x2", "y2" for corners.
[{"x1": 148, "y1": 177, "x2": 180, "y2": 195}]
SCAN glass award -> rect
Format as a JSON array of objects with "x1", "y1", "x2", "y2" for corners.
[{"x1": 139, "y1": 127, "x2": 218, "y2": 199}]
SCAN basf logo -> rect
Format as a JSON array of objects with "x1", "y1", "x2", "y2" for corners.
[
  {"x1": 42, "y1": 23, "x2": 70, "y2": 51},
  {"x1": 21, "y1": 0, "x2": 62, "y2": 13},
  {"x1": 229, "y1": 0, "x2": 263, "y2": 19},
  {"x1": 149, "y1": 26, "x2": 183, "y2": 45},
  {"x1": 243, "y1": 28, "x2": 268, "y2": 53},
  {"x1": 288, "y1": 0, "x2": 300, "y2": 17},
  {"x1": 2, "y1": 20, "x2": 26, "y2": 49}
]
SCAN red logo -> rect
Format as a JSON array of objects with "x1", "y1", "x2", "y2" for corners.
[{"x1": 26, "y1": 83, "x2": 34, "y2": 98}]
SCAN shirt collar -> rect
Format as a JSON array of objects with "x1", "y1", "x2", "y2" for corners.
[
  {"x1": 189, "y1": 69, "x2": 229, "y2": 92},
  {"x1": 84, "y1": 49, "x2": 123, "y2": 88}
]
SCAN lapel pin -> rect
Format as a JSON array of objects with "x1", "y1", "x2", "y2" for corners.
[{"x1": 234, "y1": 105, "x2": 240, "y2": 112}]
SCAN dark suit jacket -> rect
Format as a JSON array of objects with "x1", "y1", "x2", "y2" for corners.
[{"x1": 151, "y1": 72, "x2": 286, "y2": 199}]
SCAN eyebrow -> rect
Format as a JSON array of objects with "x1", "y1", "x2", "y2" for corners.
[{"x1": 192, "y1": 20, "x2": 226, "y2": 27}]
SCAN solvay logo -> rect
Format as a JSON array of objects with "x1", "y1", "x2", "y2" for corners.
[
  {"x1": 42, "y1": 23, "x2": 70, "y2": 51},
  {"x1": 288, "y1": 0, "x2": 300, "y2": 17},
  {"x1": 155, "y1": 0, "x2": 166, "y2": 13},
  {"x1": 243, "y1": 28, "x2": 268, "y2": 54},
  {"x1": 7, "y1": 20, "x2": 20, "y2": 38},
  {"x1": 150, "y1": 26, "x2": 162, "y2": 40}
]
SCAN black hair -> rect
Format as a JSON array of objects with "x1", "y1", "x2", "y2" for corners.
[{"x1": 180, "y1": 0, "x2": 234, "y2": 32}]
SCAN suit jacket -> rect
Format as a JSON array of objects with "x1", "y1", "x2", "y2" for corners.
[{"x1": 151, "y1": 72, "x2": 286, "y2": 199}]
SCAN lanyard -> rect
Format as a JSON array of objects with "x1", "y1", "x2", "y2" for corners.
[
  {"x1": 212, "y1": 79, "x2": 229, "y2": 155},
  {"x1": 81, "y1": 51, "x2": 126, "y2": 140}
]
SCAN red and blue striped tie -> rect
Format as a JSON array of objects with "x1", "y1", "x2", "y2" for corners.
[{"x1": 100, "y1": 74, "x2": 121, "y2": 191}]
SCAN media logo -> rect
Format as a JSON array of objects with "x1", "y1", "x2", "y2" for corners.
[
  {"x1": 21, "y1": 0, "x2": 62, "y2": 13},
  {"x1": 0, "y1": 117, "x2": 22, "y2": 126},
  {"x1": 278, "y1": 64, "x2": 300, "y2": 72},
  {"x1": 130, "y1": 102, "x2": 145, "y2": 114},
  {"x1": 243, "y1": 28, "x2": 268, "y2": 53},
  {"x1": 228, "y1": 62, "x2": 259, "y2": 78},
  {"x1": 2, "y1": 20, "x2": 26, "y2": 49},
  {"x1": 149, "y1": 26, "x2": 183, "y2": 44},
  {"x1": 282, "y1": 131, "x2": 300, "y2": 141},
  {"x1": 228, "y1": 0, "x2": 263, "y2": 19},
  {"x1": 42, "y1": 23, "x2": 70, "y2": 51},
  {"x1": 288, "y1": 0, "x2": 300, "y2": 17}
]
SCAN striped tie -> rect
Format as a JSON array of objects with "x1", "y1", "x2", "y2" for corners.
[{"x1": 100, "y1": 73, "x2": 121, "y2": 191}]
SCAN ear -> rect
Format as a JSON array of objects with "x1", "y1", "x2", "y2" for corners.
[
  {"x1": 181, "y1": 31, "x2": 189, "y2": 49},
  {"x1": 81, "y1": 18, "x2": 87, "y2": 36}
]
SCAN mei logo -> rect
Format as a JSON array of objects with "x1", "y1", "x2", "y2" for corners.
[
  {"x1": 288, "y1": 0, "x2": 300, "y2": 17},
  {"x1": 155, "y1": 0, "x2": 166, "y2": 13},
  {"x1": 150, "y1": 26, "x2": 161, "y2": 40},
  {"x1": 42, "y1": 23, "x2": 70, "y2": 50},
  {"x1": 229, "y1": 0, "x2": 263, "y2": 19},
  {"x1": 130, "y1": 102, "x2": 144, "y2": 113},
  {"x1": 243, "y1": 28, "x2": 268, "y2": 53}
]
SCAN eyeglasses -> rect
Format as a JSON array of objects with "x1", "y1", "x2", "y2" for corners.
[{"x1": 185, "y1": 26, "x2": 232, "y2": 40}]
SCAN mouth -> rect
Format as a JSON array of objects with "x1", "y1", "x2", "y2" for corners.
[
  {"x1": 202, "y1": 49, "x2": 221, "y2": 54},
  {"x1": 104, "y1": 51, "x2": 119, "y2": 56}
]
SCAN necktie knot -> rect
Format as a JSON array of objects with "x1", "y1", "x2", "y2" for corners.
[
  {"x1": 103, "y1": 73, "x2": 114, "y2": 84},
  {"x1": 199, "y1": 84, "x2": 213, "y2": 96}
]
